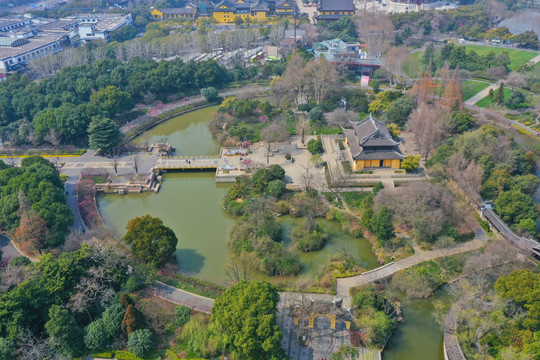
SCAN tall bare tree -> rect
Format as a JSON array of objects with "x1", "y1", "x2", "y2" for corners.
[
  {"x1": 260, "y1": 123, "x2": 288, "y2": 164},
  {"x1": 110, "y1": 148, "x2": 120, "y2": 175},
  {"x1": 303, "y1": 59, "x2": 339, "y2": 104},
  {"x1": 355, "y1": 11, "x2": 394, "y2": 59},
  {"x1": 274, "y1": 54, "x2": 306, "y2": 105},
  {"x1": 296, "y1": 116, "x2": 310, "y2": 146},
  {"x1": 44, "y1": 129, "x2": 62, "y2": 147},
  {"x1": 132, "y1": 153, "x2": 141, "y2": 175},
  {"x1": 384, "y1": 46, "x2": 409, "y2": 84},
  {"x1": 407, "y1": 103, "x2": 445, "y2": 160}
]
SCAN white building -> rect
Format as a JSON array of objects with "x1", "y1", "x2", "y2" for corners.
[
  {"x1": 73, "y1": 14, "x2": 133, "y2": 42},
  {"x1": 0, "y1": 35, "x2": 64, "y2": 74},
  {"x1": 0, "y1": 16, "x2": 33, "y2": 33}
]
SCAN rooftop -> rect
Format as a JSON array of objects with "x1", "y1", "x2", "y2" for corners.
[
  {"x1": 0, "y1": 35, "x2": 62, "y2": 59},
  {"x1": 158, "y1": 8, "x2": 196, "y2": 15},
  {"x1": 317, "y1": 0, "x2": 355, "y2": 11},
  {"x1": 313, "y1": 38, "x2": 382, "y2": 66},
  {"x1": 343, "y1": 115, "x2": 404, "y2": 161},
  {"x1": 36, "y1": 19, "x2": 78, "y2": 31}
]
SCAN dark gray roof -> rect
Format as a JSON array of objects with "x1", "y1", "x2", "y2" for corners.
[
  {"x1": 350, "y1": 114, "x2": 400, "y2": 147},
  {"x1": 251, "y1": 1, "x2": 269, "y2": 11},
  {"x1": 318, "y1": 0, "x2": 354, "y2": 11},
  {"x1": 276, "y1": 0, "x2": 295, "y2": 9},
  {"x1": 316, "y1": 14, "x2": 348, "y2": 20},
  {"x1": 343, "y1": 115, "x2": 403, "y2": 161},
  {"x1": 160, "y1": 8, "x2": 196, "y2": 14}
]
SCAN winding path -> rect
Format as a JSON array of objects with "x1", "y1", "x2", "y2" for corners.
[
  {"x1": 152, "y1": 281, "x2": 214, "y2": 314},
  {"x1": 336, "y1": 229, "x2": 488, "y2": 296},
  {"x1": 0, "y1": 234, "x2": 23, "y2": 261}
]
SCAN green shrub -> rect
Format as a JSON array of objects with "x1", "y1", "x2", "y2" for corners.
[
  {"x1": 267, "y1": 180, "x2": 286, "y2": 198},
  {"x1": 125, "y1": 274, "x2": 144, "y2": 293},
  {"x1": 127, "y1": 329, "x2": 153, "y2": 357},
  {"x1": 309, "y1": 107, "x2": 324, "y2": 122},
  {"x1": 8, "y1": 256, "x2": 30, "y2": 268},
  {"x1": 115, "y1": 351, "x2": 144, "y2": 360},
  {"x1": 341, "y1": 161, "x2": 353, "y2": 174},
  {"x1": 174, "y1": 306, "x2": 191, "y2": 327},
  {"x1": 292, "y1": 225, "x2": 329, "y2": 252},
  {"x1": 307, "y1": 139, "x2": 323, "y2": 154},
  {"x1": 92, "y1": 349, "x2": 115, "y2": 358}
]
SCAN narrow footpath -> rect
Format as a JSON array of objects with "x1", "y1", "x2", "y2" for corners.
[
  {"x1": 152, "y1": 281, "x2": 214, "y2": 314},
  {"x1": 336, "y1": 229, "x2": 488, "y2": 296},
  {"x1": 464, "y1": 81, "x2": 500, "y2": 106}
]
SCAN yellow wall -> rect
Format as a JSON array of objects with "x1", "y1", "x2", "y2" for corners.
[
  {"x1": 353, "y1": 160, "x2": 364, "y2": 170},
  {"x1": 213, "y1": 11, "x2": 235, "y2": 22},
  {"x1": 151, "y1": 8, "x2": 196, "y2": 20},
  {"x1": 353, "y1": 159, "x2": 401, "y2": 170},
  {"x1": 151, "y1": 9, "x2": 164, "y2": 20},
  {"x1": 252, "y1": 11, "x2": 267, "y2": 20},
  {"x1": 320, "y1": 10, "x2": 354, "y2": 15}
]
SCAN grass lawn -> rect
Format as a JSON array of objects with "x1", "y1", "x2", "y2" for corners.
[
  {"x1": 462, "y1": 45, "x2": 537, "y2": 71},
  {"x1": 475, "y1": 88, "x2": 512, "y2": 108},
  {"x1": 461, "y1": 80, "x2": 490, "y2": 100},
  {"x1": 402, "y1": 45, "x2": 538, "y2": 76},
  {"x1": 527, "y1": 61, "x2": 540, "y2": 80},
  {"x1": 402, "y1": 51, "x2": 423, "y2": 78}
]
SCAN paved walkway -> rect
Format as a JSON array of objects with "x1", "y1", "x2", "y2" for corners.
[
  {"x1": 336, "y1": 229, "x2": 488, "y2": 296},
  {"x1": 0, "y1": 234, "x2": 23, "y2": 261},
  {"x1": 443, "y1": 301, "x2": 466, "y2": 360},
  {"x1": 528, "y1": 53, "x2": 540, "y2": 66},
  {"x1": 464, "y1": 81, "x2": 500, "y2": 106},
  {"x1": 64, "y1": 175, "x2": 86, "y2": 232},
  {"x1": 152, "y1": 281, "x2": 214, "y2": 314}
]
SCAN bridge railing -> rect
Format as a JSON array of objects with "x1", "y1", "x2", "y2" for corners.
[{"x1": 162, "y1": 155, "x2": 220, "y2": 160}]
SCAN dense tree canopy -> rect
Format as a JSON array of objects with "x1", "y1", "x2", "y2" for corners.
[
  {"x1": 0, "y1": 156, "x2": 72, "y2": 248},
  {"x1": 495, "y1": 189, "x2": 537, "y2": 226},
  {"x1": 88, "y1": 116, "x2": 121, "y2": 154},
  {"x1": 123, "y1": 215, "x2": 178, "y2": 266},
  {"x1": 210, "y1": 281, "x2": 284, "y2": 360},
  {"x1": 0, "y1": 58, "x2": 230, "y2": 146}
]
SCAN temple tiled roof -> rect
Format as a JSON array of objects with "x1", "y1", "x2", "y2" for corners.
[
  {"x1": 343, "y1": 114, "x2": 404, "y2": 161},
  {"x1": 317, "y1": 0, "x2": 354, "y2": 11}
]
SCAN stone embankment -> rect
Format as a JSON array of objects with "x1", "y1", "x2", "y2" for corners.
[{"x1": 443, "y1": 302, "x2": 466, "y2": 360}]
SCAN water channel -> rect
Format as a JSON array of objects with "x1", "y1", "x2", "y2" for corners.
[{"x1": 97, "y1": 105, "x2": 449, "y2": 359}]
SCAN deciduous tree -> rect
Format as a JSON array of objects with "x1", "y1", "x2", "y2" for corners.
[
  {"x1": 407, "y1": 103, "x2": 445, "y2": 160},
  {"x1": 260, "y1": 124, "x2": 288, "y2": 164},
  {"x1": 121, "y1": 304, "x2": 146, "y2": 335}
]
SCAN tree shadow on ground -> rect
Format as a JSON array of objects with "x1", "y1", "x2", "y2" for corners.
[{"x1": 176, "y1": 248, "x2": 206, "y2": 274}]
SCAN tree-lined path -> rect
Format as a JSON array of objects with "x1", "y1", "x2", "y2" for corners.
[{"x1": 336, "y1": 229, "x2": 488, "y2": 296}]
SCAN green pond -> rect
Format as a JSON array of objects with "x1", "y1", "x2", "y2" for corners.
[
  {"x1": 133, "y1": 105, "x2": 221, "y2": 156},
  {"x1": 98, "y1": 105, "x2": 448, "y2": 359},
  {"x1": 383, "y1": 291, "x2": 451, "y2": 360}
]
